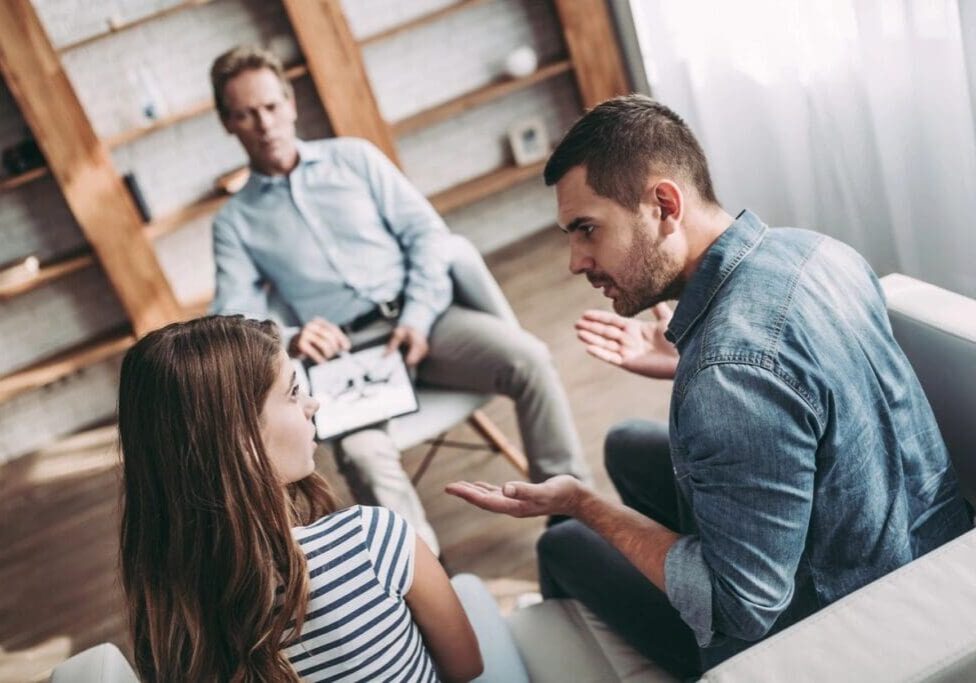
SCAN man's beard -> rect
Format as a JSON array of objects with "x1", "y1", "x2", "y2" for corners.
[{"x1": 611, "y1": 219, "x2": 684, "y2": 317}]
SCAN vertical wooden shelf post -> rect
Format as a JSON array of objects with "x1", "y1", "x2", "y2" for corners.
[
  {"x1": 552, "y1": 0, "x2": 631, "y2": 108},
  {"x1": 280, "y1": 0, "x2": 400, "y2": 165},
  {"x1": 0, "y1": 0, "x2": 180, "y2": 336}
]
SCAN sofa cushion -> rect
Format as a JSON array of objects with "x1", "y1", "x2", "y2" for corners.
[{"x1": 505, "y1": 598, "x2": 677, "y2": 682}]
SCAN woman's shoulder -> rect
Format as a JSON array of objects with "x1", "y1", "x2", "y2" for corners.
[{"x1": 293, "y1": 505, "x2": 416, "y2": 596}]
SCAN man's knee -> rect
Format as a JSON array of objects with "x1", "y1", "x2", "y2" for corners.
[
  {"x1": 498, "y1": 330, "x2": 554, "y2": 390},
  {"x1": 338, "y1": 429, "x2": 401, "y2": 474},
  {"x1": 603, "y1": 420, "x2": 671, "y2": 483},
  {"x1": 537, "y1": 519, "x2": 588, "y2": 567},
  {"x1": 604, "y1": 419, "x2": 663, "y2": 479}
]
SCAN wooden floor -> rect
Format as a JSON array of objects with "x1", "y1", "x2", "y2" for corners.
[{"x1": 0, "y1": 228, "x2": 673, "y2": 681}]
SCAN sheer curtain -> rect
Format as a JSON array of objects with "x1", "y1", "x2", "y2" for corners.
[{"x1": 627, "y1": 0, "x2": 976, "y2": 297}]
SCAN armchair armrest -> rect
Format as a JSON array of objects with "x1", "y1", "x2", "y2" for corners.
[{"x1": 699, "y1": 530, "x2": 976, "y2": 682}]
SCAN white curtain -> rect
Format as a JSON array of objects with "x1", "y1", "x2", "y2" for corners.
[{"x1": 628, "y1": 0, "x2": 976, "y2": 297}]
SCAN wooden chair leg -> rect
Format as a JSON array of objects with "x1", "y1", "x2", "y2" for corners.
[
  {"x1": 467, "y1": 410, "x2": 529, "y2": 477},
  {"x1": 411, "y1": 433, "x2": 446, "y2": 486}
]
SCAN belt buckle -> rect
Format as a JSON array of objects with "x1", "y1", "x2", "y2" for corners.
[{"x1": 378, "y1": 299, "x2": 400, "y2": 319}]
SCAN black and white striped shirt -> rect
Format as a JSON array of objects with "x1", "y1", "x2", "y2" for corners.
[{"x1": 284, "y1": 505, "x2": 437, "y2": 682}]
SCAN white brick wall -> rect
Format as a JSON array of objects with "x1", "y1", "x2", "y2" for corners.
[
  {"x1": 0, "y1": 0, "x2": 590, "y2": 462},
  {"x1": 0, "y1": 267, "x2": 128, "y2": 375},
  {"x1": 0, "y1": 356, "x2": 122, "y2": 462}
]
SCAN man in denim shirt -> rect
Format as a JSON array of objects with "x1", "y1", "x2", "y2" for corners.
[
  {"x1": 448, "y1": 95, "x2": 972, "y2": 678},
  {"x1": 207, "y1": 46, "x2": 590, "y2": 557}
]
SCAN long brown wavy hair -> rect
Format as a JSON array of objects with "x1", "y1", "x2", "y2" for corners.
[{"x1": 118, "y1": 316, "x2": 336, "y2": 682}]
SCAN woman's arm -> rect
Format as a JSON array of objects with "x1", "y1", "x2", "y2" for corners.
[{"x1": 404, "y1": 538, "x2": 483, "y2": 682}]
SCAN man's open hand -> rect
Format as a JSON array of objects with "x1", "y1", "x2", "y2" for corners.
[
  {"x1": 574, "y1": 303, "x2": 679, "y2": 380},
  {"x1": 444, "y1": 475, "x2": 587, "y2": 518},
  {"x1": 386, "y1": 325, "x2": 429, "y2": 366},
  {"x1": 288, "y1": 318, "x2": 351, "y2": 363}
]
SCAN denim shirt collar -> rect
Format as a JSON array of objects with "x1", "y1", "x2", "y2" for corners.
[
  {"x1": 665, "y1": 209, "x2": 767, "y2": 345},
  {"x1": 241, "y1": 139, "x2": 323, "y2": 194}
]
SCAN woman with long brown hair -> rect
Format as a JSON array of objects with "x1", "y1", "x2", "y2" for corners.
[{"x1": 118, "y1": 315, "x2": 482, "y2": 681}]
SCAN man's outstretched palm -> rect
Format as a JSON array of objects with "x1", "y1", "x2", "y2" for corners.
[
  {"x1": 574, "y1": 303, "x2": 679, "y2": 379},
  {"x1": 445, "y1": 475, "x2": 584, "y2": 518}
]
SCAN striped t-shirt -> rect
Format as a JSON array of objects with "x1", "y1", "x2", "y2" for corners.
[{"x1": 283, "y1": 505, "x2": 438, "y2": 682}]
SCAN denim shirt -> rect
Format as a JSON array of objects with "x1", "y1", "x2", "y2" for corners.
[
  {"x1": 662, "y1": 211, "x2": 971, "y2": 657},
  {"x1": 210, "y1": 138, "x2": 452, "y2": 337}
]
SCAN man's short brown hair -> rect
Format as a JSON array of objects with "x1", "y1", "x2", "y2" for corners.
[
  {"x1": 544, "y1": 94, "x2": 718, "y2": 211},
  {"x1": 210, "y1": 45, "x2": 293, "y2": 119}
]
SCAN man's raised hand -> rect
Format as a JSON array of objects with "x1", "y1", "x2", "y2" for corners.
[{"x1": 574, "y1": 303, "x2": 679, "y2": 380}]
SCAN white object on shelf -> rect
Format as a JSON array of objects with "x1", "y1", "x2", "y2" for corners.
[{"x1": 504, "y1": 46, "x2": 538, "y2": 79}]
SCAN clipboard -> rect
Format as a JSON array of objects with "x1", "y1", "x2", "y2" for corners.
[{"x1": 293, "y1": 335, "x2": 419, "y2": 441}]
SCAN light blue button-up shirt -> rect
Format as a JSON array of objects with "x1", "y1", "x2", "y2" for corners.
[{"x1": 210, "y1": 137, "x2": 452, "y2": 337}]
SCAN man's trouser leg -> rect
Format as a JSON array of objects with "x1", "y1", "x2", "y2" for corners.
[
  {"x1": 420, "y1": 305, "x2": 590, "y2": 484},
  {"x1": 536, "y1": 418, "x2": 702, "y2": 680},
  {"x1": 337, "y1": 427, "x2": 440, "y2": 556}
]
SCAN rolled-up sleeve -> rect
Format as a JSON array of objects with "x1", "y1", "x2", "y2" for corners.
[{"x1": 667, "y1": 363, "x2": 821, "y2": 646}]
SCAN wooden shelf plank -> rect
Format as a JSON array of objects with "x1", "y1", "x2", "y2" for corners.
[
  {"x1": 105, "y1": 63, "x2": 309, "y2": 150},
  {"x1": 58, "y1": 0, "x2": 213, "y2": 53},
  {"x1": 0, "y1": 252, "x2": 95, "y2": 300},
  {"x1": 104, "y1": 99, "x2": 214, "y2": 149},
  {"x1": 0, "y1": 0, "x2": 181, "y2": 336},
  {"x1": 428, "y1": 160, "x2": 546, "y2": 215},
  {"x1": 359, "y1": 0, "x2": 492, "y2": 46},
  {"x1": 145, "y1": 193, "x2": 229, "y2": 241},
  {"x1": 0, "y1": 329, "x2": 135, "y2": 403},
  {"x1": 0, "y1": 166, "x2": 48, "y2": 192},
  {"x1": 392, "y1": 60, "x2": 573, "y2": 136}
]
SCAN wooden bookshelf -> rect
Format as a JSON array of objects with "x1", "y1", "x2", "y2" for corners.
[
  {"x1": 428, "y1": 159, "x2": 546, "y2": 215},
  {"x1": 358, "y1": 0, "x2": 492, "y2": 46},
  {"x1": 0, "y1": 329, "x2": 135, "y2": 403},
  {"x1": 145, "y1": 193, "x2": 229, "y2": 241},
  {"x1": 392, "y1": 59, "x2": 573, "y2": 136},
  {"x1": 0, "y1": 166, "x2": 48, "y2": 192},
  {"x1": 58, "y1": 0, "x2": 213, "y2": 53},
  {"x1": 0, "y1": 252, "x2": 95, "y2": 300},
  {"x1": 105, "y1": 63, "x2": 309, "y2": 150}
]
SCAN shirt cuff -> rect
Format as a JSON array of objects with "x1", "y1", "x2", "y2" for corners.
[
  {"x1": 665, "y1": 534, "x2": 715, "y2": 647},
  {"x1": 398, "y1": 301, "x2": 439, "y2": 338}
]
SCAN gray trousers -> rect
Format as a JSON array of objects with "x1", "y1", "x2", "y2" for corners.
[{"x1": 337, "y1": 305, "x2": 590, "y2": 555}]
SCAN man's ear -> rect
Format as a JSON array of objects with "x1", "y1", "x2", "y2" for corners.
[{"x1": 645, "y1": 180, "x2": 683, "y2": 233}]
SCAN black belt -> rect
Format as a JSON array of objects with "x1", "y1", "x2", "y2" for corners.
[{"x1": 343, "y1": 295, "x2": 404, "y2": 333}]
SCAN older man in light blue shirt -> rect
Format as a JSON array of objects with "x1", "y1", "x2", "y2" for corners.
[{"x1": 208, "y1": 46, "x2": 589, "y2": 554}]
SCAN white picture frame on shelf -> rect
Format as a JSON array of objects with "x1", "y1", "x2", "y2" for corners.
[{"x1": 508, "y1": 117, "x2": 550, "y2": 166}]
